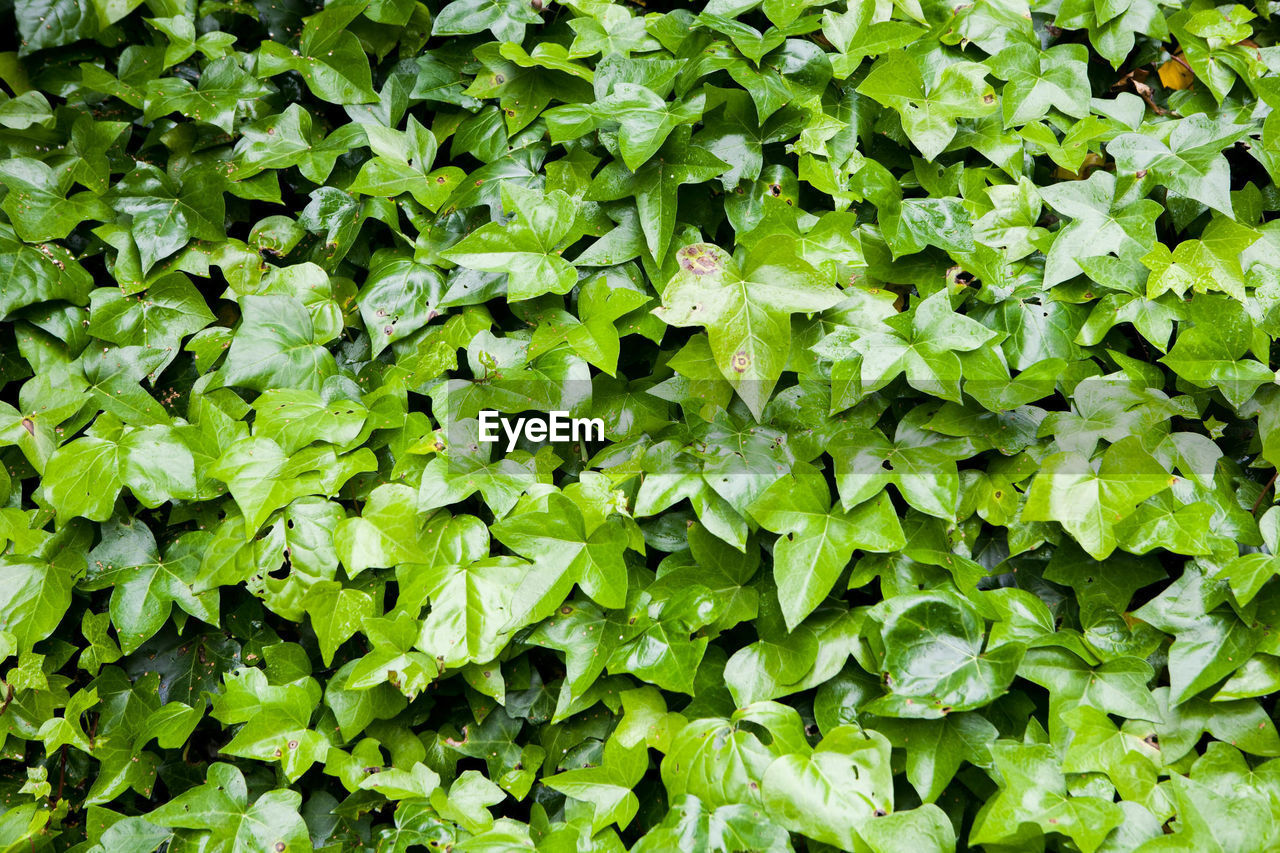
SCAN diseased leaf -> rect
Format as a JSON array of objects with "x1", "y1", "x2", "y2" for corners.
[{"x1": 654, "y1": 239, "x2": 842, "y2": 418}]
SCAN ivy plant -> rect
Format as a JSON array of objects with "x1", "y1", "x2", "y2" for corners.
[{"x1": 0, "y1": 0, "x2": 1279, "y2": 849}]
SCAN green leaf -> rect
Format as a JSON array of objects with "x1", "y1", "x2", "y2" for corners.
[
  {"x1": 828, "y1": 424, "x2": 963, "y2": 519},
  {"x1": 232, "y1": 104, "x2": 355, "y2": 184},
  {"x1": 301, "y1": 580, "x2": 373, "y2": 666},
  {"x1": 0, "y1": 158, "x2": 112, "y2": 242},
  {"x1": 1135, "y1": 565, "x2": 1263, "y2": 704},
  {"x1": 868, "y1": 589, "x2": 1024, "y2": 717},
  {"x1": 661, "y1": 712, "x2": 781, "y2": 809},
  {"x1": 1142, "y1": 217, "x2": 1259, "y2": 302},
  {"x1": 857, "y1": 50, "x2": 998, "y2": 161},
  {"x1": 1023, "y1": 436, "x2": 1175, "y2": 559},
  {"x1": 492, "y1": 492, "x2": 627, "y2": 614},
  {"x1": 107, "y1": 164, "x2": 225, "y2": 273},
  {"x1": 147, "y1": 763, "x2": 312, "y2": 851},
  {"x1": 970, "y1": 741, "x2": 1124, "y2": 853},
  {"x1": 586, "y1": 126, "x2": 728, "y2": 263},
  {"x1": 544, "y1": 736, "x2": 648, "y2": 833},
  {"x1": 416, "y1": 556, "x2": 525, "y2": 668},
  {"x1": 986, "y1": 44, "x2": 1090, "y2": 127},
  {"x1": 442, "y1": 185, "x2": 579, "y2": 301},
  {"x1": 607, "y1": 581, "x2": 716, "y2": 694},
  {"x1": 1160, "y1": 296, "x2": 1273, "y2": 407},
  {"x1": 874, "y1": 712, "x2": 998, "y2": 803},
  {"x1": 595, "y1": 85, "x2": 705, "y2": 171},
  {"x1": 750, "y1": 464, "x2": 903, "y2": 629},
  {"x1": 820, "y1": 287, "x2": 1004, "y2": 404},
  {"x1": 209, "y1": 438, "x2": 375, "y2": 535},
  {"x1": 16, "y1": 0, "x2": 98, "y2": 53},
  {"x1": 143, "y1": 56, "x2": 269, "y2": 132},
  {"x1": 1039, "y1": 170, "x2": 1162, "y2": 288},
  {"x1": 88, "y1": 274, "x2": 215, "y2": 350},
  {"x1": 222, "y1": 294, "x2": 338, "y2": 393},
  {"x1": 339, "y1": 485, "x2": 488, "y2": 581},
  {"x1": 42, "y1": 433, "x2": 124, "y2": 522},
  {"x1": 432, "y1": 0, "x2": 541, "y2": 42},
  {"x1": 255, "y1": 1, "x2": 378, "y2": 104},
  {"x1": 1018, "y1": 647, "x2": 1160, "y2": 722},
  {"x1": 632, "y1": 794, "x2": 792, "y2": 853},
  {"x1": 760, "y1": 727, "x2": 893, "y2": 849},
  {"x1": 0, "y1": 555, "x2": 74, "y2": 653},
  {"x1": 359, "y1": 254, "x2": 447, "y2": 356},
  {"x1": 822, "y1": 6, "x2": 924, "y2": 77},
  {"x1": 1107, "y1": 114, "x2": 1253, "y2": 217},
  {"x1": 82, "y1": 520, "x2": 217, "y2": 654},
  {"x1": 0, "y1": 224, "x2": 94, "y2": 319}
]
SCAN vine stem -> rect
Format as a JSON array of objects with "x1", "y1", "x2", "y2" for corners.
[
  {"x1": 56, "y1": 746, "x2": 66, "y2": 804},
  {"x1": 1253, "y1": 470, "x2": 1280, "y2": 516}
]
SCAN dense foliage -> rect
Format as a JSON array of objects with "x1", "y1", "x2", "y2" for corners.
[{"x1": 2, "y1": 0, "x2": 1280, "y2": 848}]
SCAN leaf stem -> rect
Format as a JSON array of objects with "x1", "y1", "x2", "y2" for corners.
[{"x1": 1253, "y1": 470, "x2": 1279, "y2": 516}]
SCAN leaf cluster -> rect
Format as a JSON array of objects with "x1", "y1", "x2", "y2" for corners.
[{"x1": 1, "y1": 0, "x2": 1280, "y2": 849}]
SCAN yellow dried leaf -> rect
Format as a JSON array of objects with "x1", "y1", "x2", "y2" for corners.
[
  {"x1": 1054, "y1": 153, "x2": 1106, "y2": 181},
  {"x1": 1158, "y1": 56, "x2": 1194, "y2": 90}
]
